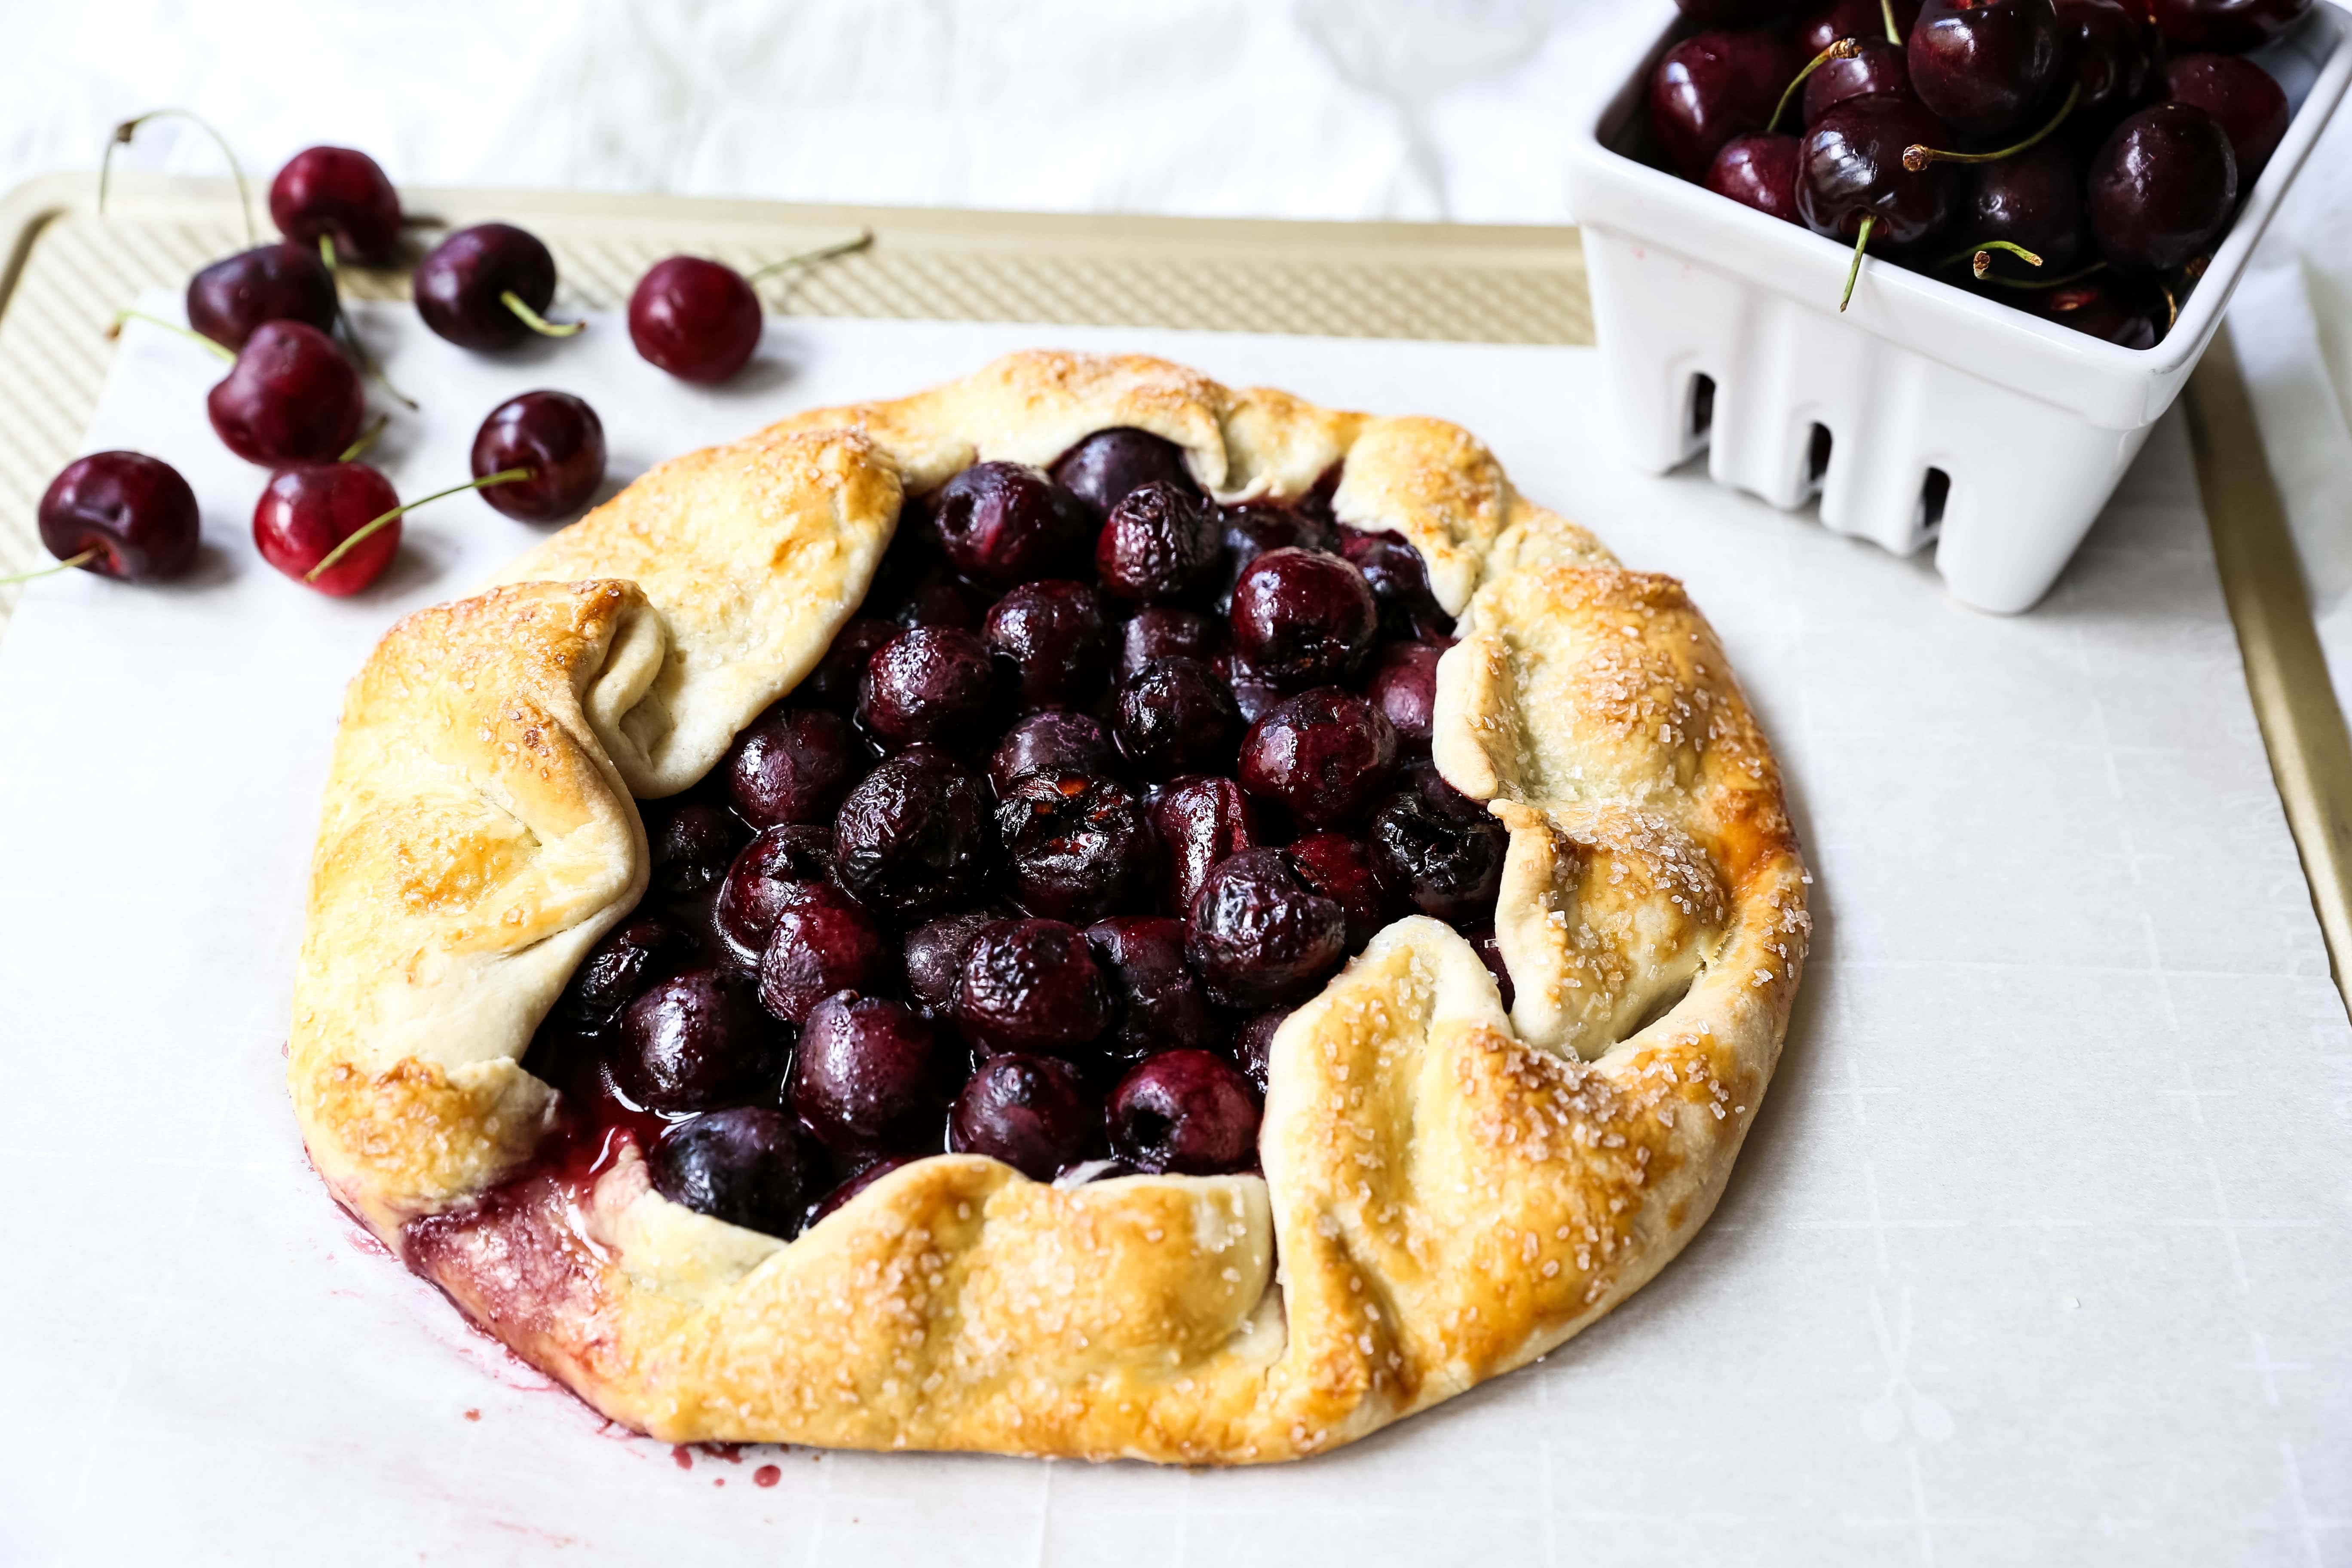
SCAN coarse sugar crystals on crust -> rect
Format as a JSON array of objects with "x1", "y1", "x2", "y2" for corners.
[{"x1": 288, "y1": 348, "x2": 1808, "y2": 1464}]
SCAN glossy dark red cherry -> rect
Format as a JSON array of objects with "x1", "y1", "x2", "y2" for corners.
[
  {"x1": 1111, "y1": 656, "x2": 1243, "y2": 779},
  {"x1": 647, "y1": 802, "x2": 750, "y2": 897},
  {"x1": 208, "y1": 320, "x2": 366, "y2": 467},
  {"x1": 1368, "y1": 769, "x2": 1508, "y2": 923},
  {"x1": 1227, "y1": 548, "x2": 1378, "y2": 691},
  {"x1": 2054, "y1": 0, "x2": 2154, "y2": 118},
  {"x1": 616, "y1": 966, "x2": 779, "y2": 1112},
  {"x1": 1337, "y1": 530, "x2": 1447, "y2": 641},
  {"x1": 1107, "y1": 1050, "x2": 1260, "y2": 1176},
  {"x1": 269, "y1": 146, "x2": 403, "y2": 266},
  {"x1": 1117, "y1": 608, "x2": 1224, "y2": 680},
  {"x1": 1368, "y1": 641, "x2": 1447, "y2": 756},
  {"x1": 905, "y1": 912, "x2": 1001, "y2": 1014},
  {"x1": 1049, "y1": 426, "x2": 1199, "y2": 518},
  {"x1": 1648, "y1": 31, "x2": 1797, "y2": 180},
  {"x1": 1085, "y1": 916, "x2": 1216, "y2": 1063},
  {"x1": 1797, "y1": 96, "x2": 1955, "y2": 248},
  {"x1": 414, "y1": 223, "x2": 574, "y2": 351},
  {"x1": 628, "y1": 255, "x2": 763, "y2": 383},
  {"x1": 948, "y1": 1054, "x2": 1099, "y2": 1180},
  {"x1": 1706, "y1": 134, "x2": 1807, "y2": 225},
  {"x1": 996, "y1": 770, "x2": 1154, "y2": 923},
  {"x1": 651, "y1": 1107, "x2": 812, "y2": 1238},
  {"x1": 1149, "y1": 775, "x2": 1260, "y2": 914},
  {"x1": 2038, "y1": 275, "x2": 2160, "y2": 346},
  {"x1": 714, "y1": 832, "x2": 833, "y2": 962},
  {"x1": 1217, "y1": 508, "x2": 1331, "y2": 606},
  {"x1": 2089, "y1": 103, "x2": 2238, "y2": 272},
  {"x1": 983, "y1": 579, "x2": 1109, "y2": 707},
  {"x1": 831, "y1": 747, "x2": 995, "y2": 917},
  {"x1": 250, "y1": 460, "x2": 401, "y2": 596},
  {"x1": 1237, "y1": 688, "x2": 1399, "y2": 829},
  {"x1": 1285, "y1": 833, "x2": 1394, "y2": 952},
  {"x1": 789, "y1": 993, "x2": 946, "y2": 1155},
  {"x1": 471, "y1": 391, "x2": 606, "y2": 521},
  {"x1": 1232, "y1": 1008, "x2": 1292, "y2": 1094},
  {"x1": 558, "y1": 917, "x2": 692, "y2": 1030},
  {"x1": 801, "y1": 618, "x2": 896, "y2": 712},
  {"x1": 1096, "y1": 481, "x2": 1225, "y2": 603},
  {"x1": 757, "y1": 882, "x2": 885, "y2": 1023},
  {"x1": 1798, "y1": 0, "x2": 1923, "y2": 52},
  {"x1": 2144, "y1": 0, "x2": 2311, "y2": 52},
  {"x1": 1804, "y1": 39, "x2": 1916, "y2": 122},
  {"x1": 989, "y1": 709, "x2": 1112, "y2": 793},
  {"x1": 956, "y1": 918, "x2": 1110, "y2": 1056},
  {"x1": 2166, "y1": 54, "x2": 2290, "y2": 186},
  {"x1": 1966, "y1": 141, "x2": 2090, "y2": 270},
  {"x1": 859, "y1": 625, "x2": 1003, "y2": 749},
  {"x1": 1185, "y1": 847, "x2": 1347, "y2": 1009},
  {"x1": 726, "y1": 707, "x2": 858, "y2": 827},
  {"x1": 1908, "y1": 0, "x2": 2075, "y2": 140},
  {"x1": 34, "y1": 451, "x2": 200, "y2": 582},
  {"x1": 806, "y1": 1155, "x2": 917, "y2": 1226},
  {"x1": 186, "y1": 242, "x2": 337, "y2": 351},
  {"x1": 928, "y1": 461, "x2": 1093, "y2": 588}
]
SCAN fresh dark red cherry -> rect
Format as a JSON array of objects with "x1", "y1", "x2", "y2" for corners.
[
  {"x1": 928, "y1": 461, "x2": 1093, "y2": 588},
  {"x1": 948, "y1": 1054, "x2": 1099, "y2": 1180},
  {"x1": 616, "y1": 966, "x2": 779, "y2": 1112},
  {"x1": 208, "y1": 319, "x2": 365, "y2": 467},
  {"x1": 1216, "y1": 508, "x2": 1330, "y2": 609},
  {"x1": 1148, "y1": 775, "x2": 1260, "y2": 914},
  {"x1": 186, "y1": 242, "x2": 337, "y2": 350},
  {"x1": 2038, "y1": 275, "x2": 2160, "y2": 346},
  {"x1": 1368, "y1": 769, "x2": 1508, "y2": 923},
  {"x1": 858, "y1": 625, "x2": 1003, "y2": 750},
  {"x1": 1798, "y1": 0, "x2": 1923, "y2": 52},
  {"x1": 2089, "y1": 103, "x2": 2238, "y2": 271},
  {"x1": 989, "y1": 709, "x2": 1112, "y2": 793},
  {"x1": 1465, "y1": 926, "x2": 1516, "y2": 1011},
  {"x1": 648, "y1": 801, "x2": 750, "y2": 897},
  {"x1": 1798, "y1": 96, "x2": 1955, "y2": 249},
  {"x1": 250, "y1": 460, "x2": 400, "y2": 596},
  {"x1": 1117, "y1": 609, "x2": 1222, "y2": 682},
  {"x1": 1238, "y1": 688, "x2": 1398, "y2": 829},
  {"x1": 956, "y1": 918, "x2": 1110, "y2": 1057},
  {"x1": 1096, "y1": 480, "x2": 1225, "y2": 603},
  {"x1": 831, "y1": 746, "x2": 995, "y2": 917},
  {"x1": 905, "y1": 912, "x2": 1002, "y2": 1014},
  {"x1": 1706, "y1": 134, "x2": 1807, "y2": 225},
  {"x1": 757, "y1": 882, "x2": 886, "y2": 1023},
  {"x1": 1108, "y1": 1050, "x2": 1260, "y2": 1176},
  {"x1": 651, "y1": 1107, "x2": 812, "y2": 1238},
  {"x1": 628, "y1": 256, "x2": 762, "y2": 383},
  {"x1": 789, "y1": 993, "x2": 945, "y2": 1155},
  {"x1": 1368, "y1": 641, "x2": 1447, "y2": 757},
  {"x1": 983, "y1": 579, "x2": 1109, "y2": 707},
  {"x1": 806, "y1": 1154, "x2": 918, "y2": 1226},
  {"x1": 2055, "y1": 0, "x2": 2154, "y2": 119},
  {"x1": 801, "y1": 618, "x2": 896, "y2": 712},
  {"x1": 1085, "y1": 916, "x2": 1216, "y2": 1064},
  {"x1": 1285, "y1": 833, "x2": 1394, "y2": 952},
  {"x1": 1908, "y1": 0, "x2": 2075, "y2": 140},
  {"x1": 726, "y1": 707, "x2": 858, "y2": 827},
  {"x1": 2144, "y1": 0, "x2": 2311, "y2": 51},
  {"x1": 1227, "y1": 548, "x2": 1378, "y2": 690},
  {"x1": 2166, "y1": 54, "x2": 2289, "y2": 186},
  {"x1": 269, "y1": 146, "x2": 403, "y2": 266},
  {"x1": 996, "y1": 770, "x2": 1153, "y2": 924},
  {"x1": 414, "y1": 222, "x2": 578, "y2": 351},
  {"x1": 34, "y1": 451, "x2": 199, "y2": 583},
  {"x1": 1648, "y1": 30, "x2": 1797, "y2": 180},
  {"x1": 1966, "y1": 141, "x2": 2090, "y2": 270},
  {"x1": 1337, "y1": 529, "x2": 1447, "y2": 641},
  {"x1": 1803, "y1": 40, "x2": 1912, "y2": 123},
  {"x1": 1111, "y1": 655, "x2": 1243, "y2": 779},
  {"x1": 1232, "y1": 1007, "x2": 1291, "y2": 1094},
  {"x1": 557, "y1": 916, "x2": 693, "y2": 1031},
  {"x1": 471, "y1": 391, "x2": 606, "y2": 521},
  {"x1": 714, "y1": 830, "x2": 834, "y2": 963},
  {"x1": 1049, "y1": 426, "x2": 1199, "y2": 518},
  {"x1": 1185, "y1": 847, "x2": 1347, "y2": 1009}
]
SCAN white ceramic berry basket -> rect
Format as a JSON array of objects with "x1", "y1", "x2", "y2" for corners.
[{"x1": 1566, "y1": 2, "x2": 2352, "y2": 612}]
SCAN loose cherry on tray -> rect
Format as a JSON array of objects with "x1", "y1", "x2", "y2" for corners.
[
  {"x1": 1649, "y1": 29, "x2": 1799, "y2": 180},
  {"x1": 252, "y1": 449, "x2": 535, "y2": 596},
  {"x1": 2088, "y1": 102, "x2": 2239, "y2": 273},
  {"x1": 1907, "y1": 0, "x2": 2078, "y2": 141},
  {"x1": 2144, "y1": 0, "x2": 2312, "y2": 52},
  {"x1": 270, "y1": 146, "x2": 404, "y2": 266},
  {"x1": 627, "y1": 233, "x2": 870, "y2": 384},
  {"x1": 2165, "y1": 53, "x2": 2291, "y2": 187},
  {"x1": 22, "y1": 451, "x2": 201, "y2": 584},
  {"x1": 113, "y1": 310, "x2": 367, "y2": 468},
  {"x1": 414, "y1": 223, "x2": 583, "y2": 350},
  {"x1": 186, "y1": 242, "x2": 337, "y2": 351},
  {"x1": 471, "y1": 391, "x2": 606, "y2": 521}
]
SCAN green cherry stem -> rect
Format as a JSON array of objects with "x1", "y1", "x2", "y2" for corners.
[
  {"x1": 339, "y1": 414, "x2": 390, "y2": 464},
  {"x1": 99, "y1": 109, "x2": 255, "y2": 246},
  {"x1": 745, "y1": 227, "x2": 876, "y2": 284},
  {"x1": 1902, "y1": 83, "x2": 2080, "y2": 171},
  {"x1": 1931, "y1": 239, "x2": 2045, "y2": 277},
  {"x1": 1882, "y1": 0, "x2": 1904, "y2": 43},
  {"x1": 107, "y1": 308, "x2": 236, "y2": 362},
  {"x1": 319, "y1": 236, "x2": 419, "y2": 410},
  {"x1": 1840, "y1": 216, "x2": 1876, "y2": 312},
  {"x1": 307, "y1": 468, "x2": 534, "y2": 582},
  {"x1": 500, "y1": 291, "x2": 585, "y2": 338},
  {"x1": 0, "y1": 548, "x2": 99, "y2": 585},
  {"x1": 1770, "y1": 40, "x2": 1862, "y2": 134},
  {"x1": 1975, "y1": 261, "x2": 2109, "y2": 291}
]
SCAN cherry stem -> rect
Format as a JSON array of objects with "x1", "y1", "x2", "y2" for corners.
[
  {"x1": 1933, "y1": 239, "x2": 2045, "y2": 277},
  {"x1": 746, "y1": 228, "x2": 876, "y2": 284},
  {"x1": 1974, "y1": 260, "x2": 2107, "y2": 291},
  {"x1": 306, "y1": 468, "x2": 533, "y2": 582},
  {"x1": 0, "y1": 548, "x2": 99, "y2": 586},
  {"x1": 99, "y1": 109, "x2": 255, "y2": 247},
  {"x1": 1840, "y1": 216, "x2": 1876, "y2": 312},
  {"x1": 500, "y1": 291, "x2": 585, "y2": 338},
  {"x1": 1770, "y1": 40, "x2": 1862, "y2": 134},
  {"x1": 319, "y1": 236, "x2": 419, "y2": 410},
  {"x1": 108, "y1": 308, "x2": 236, "y2": 363},
  {"x1": 1903, "y1": 82, "x2": 2080, "y2": 171},
  {"x1": 1882, "y1": 0, "x2": 1903, "y2": 43},
  {"x1": 340, "y1": 414, "x2": 389, "y2": 464}
]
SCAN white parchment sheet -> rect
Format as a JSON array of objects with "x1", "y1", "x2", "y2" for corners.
[{"x1": 0, "y1": 303, "x2": 2344, "y2": 1567}]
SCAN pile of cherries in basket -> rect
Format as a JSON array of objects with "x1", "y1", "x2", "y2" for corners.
[
  {"x1": 1650, "y1": 0, "x2": 2306, "y2": 343},
  {"x1": 519, "y1": 433, "x2": 1513, "y2": 1240},
  {"x1": 22, "y1": 126, "x2": 865, "y2": 596}
]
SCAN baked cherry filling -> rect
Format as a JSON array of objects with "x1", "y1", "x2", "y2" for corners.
[{"x1": 519, "y1": 428, "x2": 1510, "y2": 1239}]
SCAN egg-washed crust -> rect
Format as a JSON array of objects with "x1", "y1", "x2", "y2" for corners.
[{"x1": 288, "y1": 350, "x2": 1809, "y2": 1464}]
